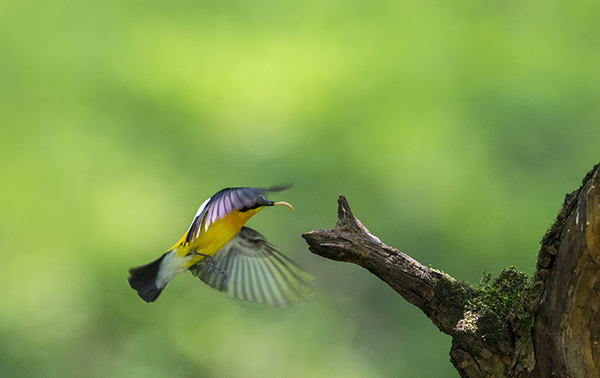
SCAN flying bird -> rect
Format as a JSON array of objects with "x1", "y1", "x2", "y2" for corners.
[{"x1": 127, "y1": 186, "x2": 313, "y2": 307}]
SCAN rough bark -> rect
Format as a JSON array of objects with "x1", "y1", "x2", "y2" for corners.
[{"x1": 302, "y1": 163, "x2": 600, "y2": 378}]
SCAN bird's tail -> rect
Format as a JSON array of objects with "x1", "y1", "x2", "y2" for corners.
[{"x1": 128, "y1": 253, "x2": 168, "y2": 303}]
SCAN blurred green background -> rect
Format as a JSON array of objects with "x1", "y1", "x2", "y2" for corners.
[{"x1": 1, "y1": 0, "x2": 600, "y2": 377}]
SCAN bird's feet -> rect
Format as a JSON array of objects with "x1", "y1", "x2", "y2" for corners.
[{"x1": 191, "y1": 250, "x2": 229, "y2": 285}]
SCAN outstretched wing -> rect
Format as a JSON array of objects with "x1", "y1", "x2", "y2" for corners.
[
  {"x1": 189, "y1": 226, "x2": 314, "y2": 307},
  {"x1": 185, "y1": 186, "x2": 290, "y2": 245}
]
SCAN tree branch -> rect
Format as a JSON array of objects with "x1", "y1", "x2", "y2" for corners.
[
  {"x1": 302, "y1": 195, "x2": 472, "y2": 334},
  {"x1": 302, "y1": 163, "x2": 600, "y2": 378}
]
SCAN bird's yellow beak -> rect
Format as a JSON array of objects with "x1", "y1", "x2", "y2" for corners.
[{"x1": 272, "y1": 201, "x2": 295, "y2": 211}]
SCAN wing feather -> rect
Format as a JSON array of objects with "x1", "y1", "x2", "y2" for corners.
[
  {"x1": 183, "y1": 187, "x2": 287, "y2": 240},
  {"x1": 190, "y1": 226, "x2": 314, "y2": 307}
]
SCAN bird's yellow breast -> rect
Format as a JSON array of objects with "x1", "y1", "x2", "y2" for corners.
[{"x1": 171, "y1": 207, "x2": 263, "y2": 266}]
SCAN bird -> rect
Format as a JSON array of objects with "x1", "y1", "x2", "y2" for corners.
[{"x1": 127, "y1": 186, "x2": 313, "y2": 307}]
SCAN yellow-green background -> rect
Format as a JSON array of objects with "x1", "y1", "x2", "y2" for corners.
[{"x1": 2, "y1": 1, "x2": 599, "y2": 377}]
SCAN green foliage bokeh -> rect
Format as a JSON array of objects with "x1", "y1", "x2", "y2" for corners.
[{"x1": 1, "y1": 0, "x2": 600, "y2": 377}]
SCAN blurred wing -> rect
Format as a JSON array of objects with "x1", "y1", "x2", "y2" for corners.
[
  {"x1": 190, "y1": 226, "x2": 314, "y2": 307},
  {"x1": 185, "y1": 187, "x2": 290, "y2": 245}
]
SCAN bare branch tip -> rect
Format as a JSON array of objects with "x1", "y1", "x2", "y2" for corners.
[{"x1": 336, "y1": 194, "x2": 355, "y2": 220}]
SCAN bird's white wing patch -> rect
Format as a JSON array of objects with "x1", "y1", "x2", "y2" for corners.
[
  {"x1": 194, "y1": 197, "x2": 211, "y2": 218},
  {"x1": 187, "y1": 197, "x2": 211, "y2": 241}
]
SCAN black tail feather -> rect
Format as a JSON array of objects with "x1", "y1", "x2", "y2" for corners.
[{"x1": 128, "y1": 253, "x2": 167, "y2": 303}]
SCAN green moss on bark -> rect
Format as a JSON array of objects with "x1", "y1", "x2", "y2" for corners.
[{"x1": 451, "y1": 267, "x2": 540, "y2": 375}]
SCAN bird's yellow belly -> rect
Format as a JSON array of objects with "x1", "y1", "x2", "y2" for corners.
[{"x1": 172, "y1": 208, "x2": 262, "y2": 267}]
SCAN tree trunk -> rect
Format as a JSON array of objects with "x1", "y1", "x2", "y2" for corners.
[{"x1": 302, "y1": 163, "x2": 600, "y2": 378}]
